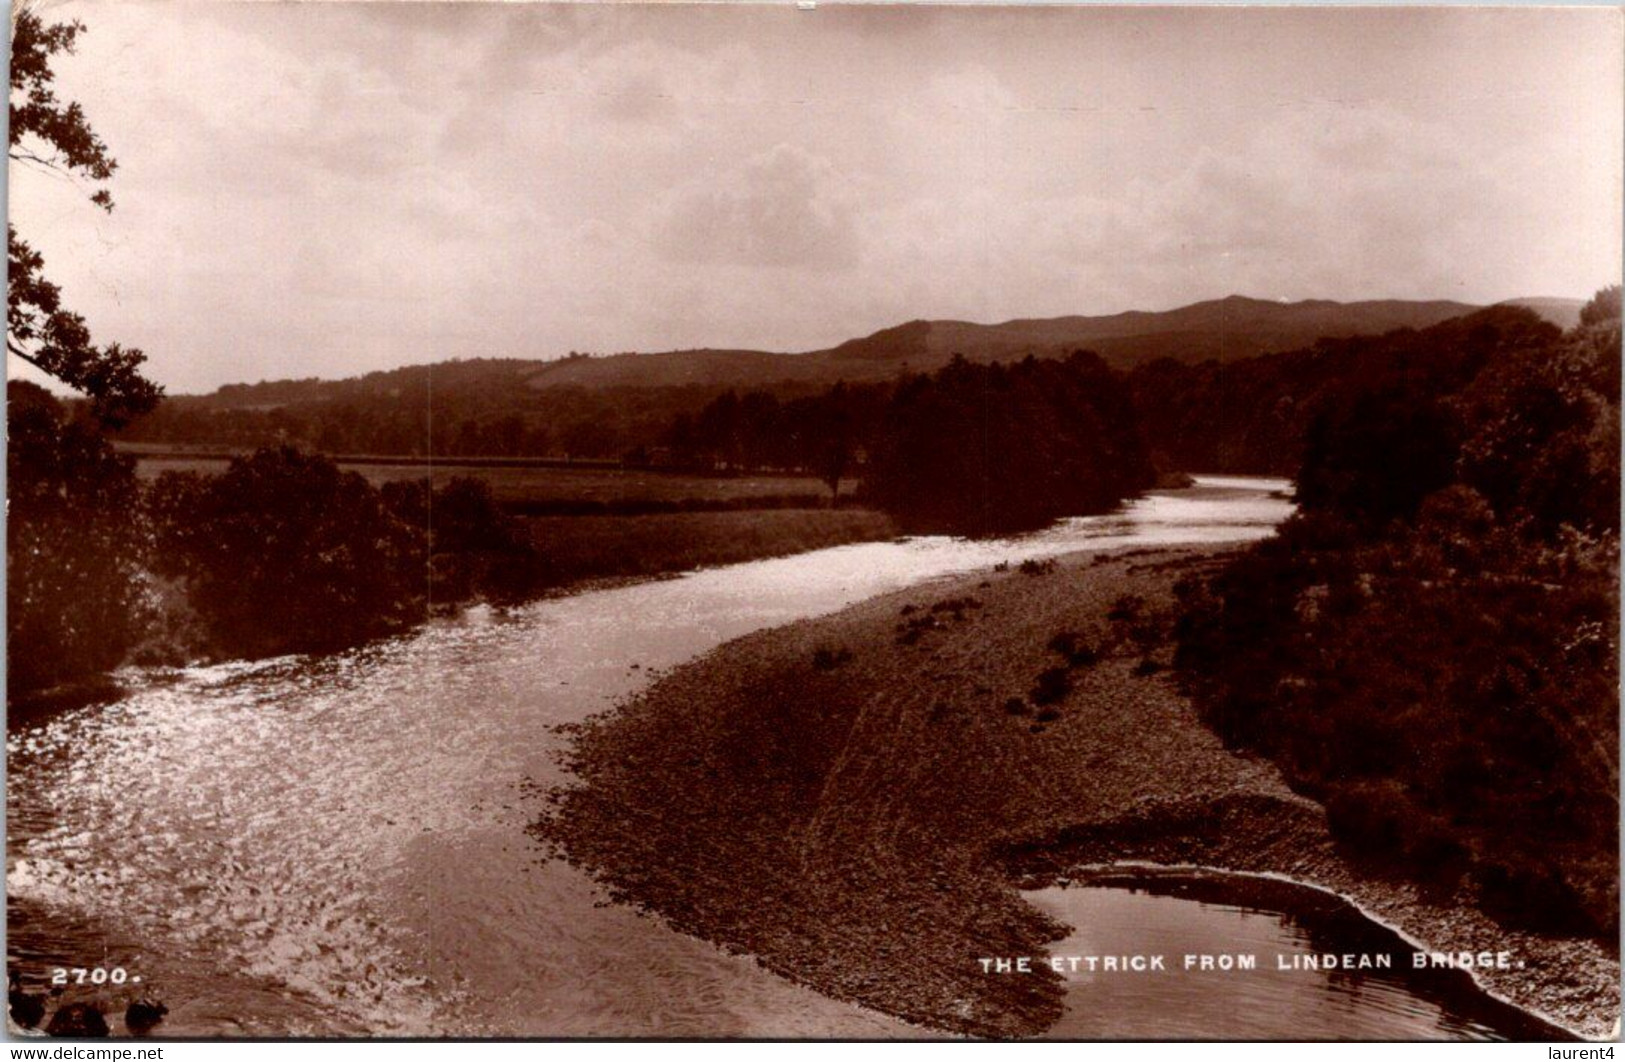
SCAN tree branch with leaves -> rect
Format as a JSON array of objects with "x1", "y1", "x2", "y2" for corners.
[{"x1": 8, "y1": 8, "x2": 161, "y2": 427}]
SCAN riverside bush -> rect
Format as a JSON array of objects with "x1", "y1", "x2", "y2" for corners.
[
  {"x1": 1175, "y1": 296, "x2": 1621, "y2": 942},
  {"x1": 7, "y1": 383, "x2": 148, "y2": 693},
  {"x1": 866, "y1": 352, "x2": 1154, "y2": 535},
  {"x1": 148, "y1": 448, "x2": 546, "y2": 662}
]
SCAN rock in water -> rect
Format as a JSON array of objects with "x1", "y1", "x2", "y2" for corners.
[
  {"x1": 45, "y1": 1002, "x2": 109, "y2": 1037},
  {"x1": 8, "y1": 978, "x2": 45, "y2": 1030},
  {"x1": 124, "y1": 999, "x2": 168, "y2": 1036}
]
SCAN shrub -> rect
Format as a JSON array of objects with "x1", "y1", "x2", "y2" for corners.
[
  {"x1": 1174, "y1": 312, "x2": 1620, "y2": 941},
  {"x1": 1030, "y1": 666, "x2": 1072, "y2": 706},
  {"x1": 1324, "y1": 780, "x2": 1413, "y2": 857},
  {"x1": 382, "y1": 476, "x2": 548, "y2": 604},
  {"x1": 1473, "y1": 860, "x2": 1600, "y2": 937},
  {"x1": 930, "y1": 595, "x2": 982, "y2": 617},
  {"x1": 1107, "y1": 594, "x2": 1145, "y2": 622},
  {"x1": 811, "y1": 646, "x2": 853, "y2": 671},
  {"x1": 150, "y1": 447, "x2": 425, "y2": 658},
  {"x1": 7, "y1": 384, "x2": 148, "y2": 694},
  {"x1": 1047, "y1": 631, "x2": 1098, "y2": 667}
]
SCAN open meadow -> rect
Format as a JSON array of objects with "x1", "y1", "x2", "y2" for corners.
[{"x1": 128, "y1": 449, "x2": 860, "y2": 514}]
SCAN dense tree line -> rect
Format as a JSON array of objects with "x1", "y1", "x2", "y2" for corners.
[
  {"x1": 114, "y1": 362, "x2": 847, "y2": 464},
  {"x1": 124, "y1": 308, "x2": 1577, "y2": 484},
  {"x1": 661, "y1": 382, "x2": 889, "y2": 488},
  {"x1": 1174, "y1": 295, "x2": 1621, "y2": 942},
  {"x1": 1125, "y1": 307, "x2": 1563, "y2": 476},
  {"x1": 8, "y1": 383, "x2": 148, "y2": 692},
  {"x1": 668, "y1": 353, "x2": 1158, "y2": 533},
  {"x1": 865, "y1": 352, "x2": 1155, "y2": 534}
]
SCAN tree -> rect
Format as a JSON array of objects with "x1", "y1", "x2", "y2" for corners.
[
  {"x1": 1175, "y1": 305, "x2": 1620, "y2": 939},
  {"x1": 6, "y1": 381, "x2": 147, "y2": 692},
  {"x1": 1579, "y1": 284, "x2": 1621, "y2": 330},
  {"x1": 7, "y1": 9, "x2": 165, "y2": 696},
  {"x1": 814, "y1": 381, "x2": 853, "y2": 504},
  {"x1": 1295, "y1": 383, "x2": 1461, "y2": 528},
  {"x1": 9, "y1": 8, "x2": 161, "y2": 426},
  {"x1": 380, "y1": 474, "x2": 547, "y2": 604},
  {"x1": 148, "y1": 448, "x2": 425, "y2": 658},
  {"x1": 866, "y1": 352, "x2": 1154, "y2": 535}
]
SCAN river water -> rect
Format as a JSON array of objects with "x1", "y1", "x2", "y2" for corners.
[
  {"x1": 1029, "y1": 871, "x2": 1568, "y2": 1041},
  {"x1": 8, "y1": 476, "x2": 1543, "y2": 1039}
]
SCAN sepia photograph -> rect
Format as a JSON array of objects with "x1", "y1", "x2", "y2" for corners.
[{"x1": 4, "y1": 0, "x2": 1621, "y2": 1044}]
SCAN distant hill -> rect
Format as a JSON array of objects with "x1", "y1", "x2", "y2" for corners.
[
  {"x1": 518, "y1": 295, "x2": 1484, "y2": 392},
  {"x1": 168, "y1": 294, "x2": 1610, "y2": 411},
  {"x1": 1497, "y1": 297, "x2": 1586, "y2": 331},
  {"x1": 127, "y1": 294, "x2": 1590, "y2": 460}
]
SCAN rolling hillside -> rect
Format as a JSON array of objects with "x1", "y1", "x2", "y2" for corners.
[
  {"x1": 119, "y1": 293, "x2": 1586, "y2": 461},
  {"x1": 521, "y1": 295, "x2": 1484, "y2": 391},
  {"x1": 1498, "y1": 296, "x2": 1586, "y2": 331},
  {"x1": 165, "y1": 294, "x2": 1597, "y2": 408}
]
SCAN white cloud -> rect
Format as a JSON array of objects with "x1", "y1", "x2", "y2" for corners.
[{"x1": 653, "y1": 144, "x2": 861, "y2": 270}]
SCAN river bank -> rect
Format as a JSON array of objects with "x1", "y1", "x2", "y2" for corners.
[
  {"x1": 537, "y1": 543, "x2": 1620, "y2": 1039},
  {"x1": 520, "y1": 508, "x2": 897, "y2": 590},
  {"x1": 8, "y1": 507, "x2": 899, "y2": 731}
]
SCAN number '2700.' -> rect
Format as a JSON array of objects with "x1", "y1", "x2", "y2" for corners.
[{"x1": 50, "y1": 967, "x2": 135, "y2": 986}]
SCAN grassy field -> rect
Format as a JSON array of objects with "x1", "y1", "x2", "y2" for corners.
[
  {"x1": 126, "y1": 450, "x2": 889, "y2": 591},
  {"x1": 131, "y1": 452, "x2": 859, "y2": 513},
  {"x1": 525, "y1": 509, "x2": 898, "y2": 589}
]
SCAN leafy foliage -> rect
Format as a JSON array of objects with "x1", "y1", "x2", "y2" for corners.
[
  {"x1": 144, "y1": 448, "x2": 547, "y2": 661},
  {"x1": 380, "y1": 474, "x2": 548, "y2": 604},
  {"x1": 9, "y1": 12, "x2": 116, "y2": 200},
  {"x1": 8, "y1": 227, "x2": 162, "y2": 426},
  {"x1": 1175, "y1": 294, "x2": 1621, "y2": 940},
  {"x1": 6, "y1": 382, "x2": 148, "y2": 691},
  {"x1": 147, "y1": 448, "x2": 427, "y2": 658},
  {"x1": 866, "y1": 352, "x2": 1154, "y2": 534},
  {"x1": 7, "y1": 11, "x2": 161, "y2": 426},
  {"x1": 662, "y1": 381, "x2": 889, "y2": 489},
  {"x1": 1127, "y1": 307, "x2": 1560, "y2": 477},
  {"x1": 1579, "y1": 284, "x2": 1620, "y2": 329},
  {"x1": 6, "y1": 10, "x2": 165, "y2": 698}
]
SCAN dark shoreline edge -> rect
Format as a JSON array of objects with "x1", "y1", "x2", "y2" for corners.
[
  {"x1": 536, "y1": 543, "x2": 1620, "y2": 1040},
  {"x1": 7, "y1": 508, "x2": 900, "y2": 732},
  {"x1": 1014, "y1": 864, "x2": 1577, "y2": 1041}
]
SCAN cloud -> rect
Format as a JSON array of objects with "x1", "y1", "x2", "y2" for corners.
[
  {"x1": 923, "y1": 64, "x2": 1020, "y2": 118},
  {"x1": 7, "y1": 2, "x2": 1619, "y2": 392},
  {"x1": 653, "y1": 144, "x2": 862, "y2": 270}
]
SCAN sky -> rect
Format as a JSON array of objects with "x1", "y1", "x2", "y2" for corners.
[{"x1": 8, "y1": 1, "x2": 1623, "y2": 394}]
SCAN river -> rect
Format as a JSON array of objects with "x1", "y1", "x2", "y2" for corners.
[
  {"x1": 10, "y1": 476, "x2": 1538, "y2": 1039},
  {"x1": 1029, "y1": 870, "x2": 1568, "y2": 1041}
]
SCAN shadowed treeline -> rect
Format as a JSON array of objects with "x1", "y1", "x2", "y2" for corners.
[
  {"x1": 865, "y1": 352, "x2": 1154, "y2": 534},
  {"x1": 8, "y1": 403, "x2": 548, "y2": 694},
  {"x1": 651, "y1": 352, "x2": 1156, "y2": 534},
  {"x1": 1173, "y1": 290, "x2": 1621, "y2": 944},
  {"x1": 8, "y1": 339, "x2": 1167, "y2": 699}
]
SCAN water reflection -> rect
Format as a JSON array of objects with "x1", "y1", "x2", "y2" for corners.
[
  {"x1": 1030, "y1": 870, "x2": 1569, "y2": 1041},
  {"x1": 9, "y1": 478, "x2": 1302, "y2": 1037}
]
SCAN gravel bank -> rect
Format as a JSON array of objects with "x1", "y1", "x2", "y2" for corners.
[{"x1": 535, "y1": 544, "x2": 1618, "y2": 1039}]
